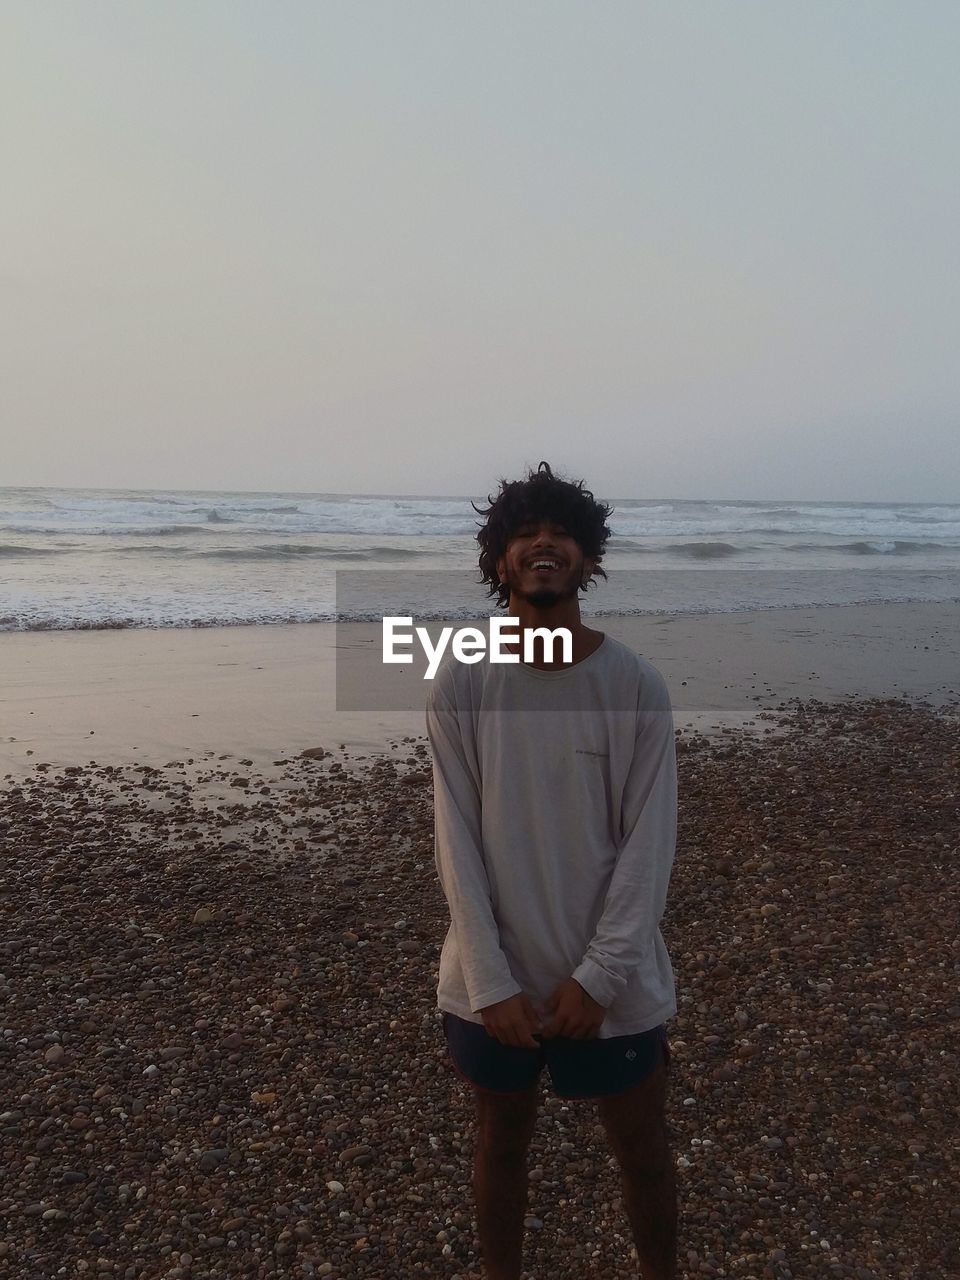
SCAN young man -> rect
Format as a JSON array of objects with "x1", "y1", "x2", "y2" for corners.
[{"x1": 425, "y1": 461, "x2": 679, "y2": 1280}]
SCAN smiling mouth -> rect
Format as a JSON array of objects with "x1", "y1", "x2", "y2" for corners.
[{"x1": 527, "y1": 558, "x2": 565, "y2": 573}]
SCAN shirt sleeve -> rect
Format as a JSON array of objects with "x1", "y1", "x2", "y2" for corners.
[
  {"x1": 571, "y1": 667, "x2": 678, "y2": 1009},
  {"x1": 426, "y1": 672, "x2": 523, "y2": 1013}
]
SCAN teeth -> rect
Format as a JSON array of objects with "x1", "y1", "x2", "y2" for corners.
[{"x1": 531, "y1": 560, "x2": 560, "y2": 569}]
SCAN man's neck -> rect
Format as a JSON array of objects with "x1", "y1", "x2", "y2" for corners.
[{"x1": 501, "y1": 597, "x2": 604, "y2": 670}]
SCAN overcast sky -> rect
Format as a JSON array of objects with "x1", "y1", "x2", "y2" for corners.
[{"x1": 2, "y1": 2, "x2": 958, "y2": 502}]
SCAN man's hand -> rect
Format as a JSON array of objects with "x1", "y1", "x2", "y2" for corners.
[
  {"x1": 541, "y1": 978, "x2": 606, "y2": 1040},
  {"x1": 479, "y1": 993, "x2": 544, "y2": 1048}
]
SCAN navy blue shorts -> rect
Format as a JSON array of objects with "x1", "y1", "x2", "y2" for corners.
[{"x1": 441, "y1": 1011, "x2": 671, "y2": 1100}]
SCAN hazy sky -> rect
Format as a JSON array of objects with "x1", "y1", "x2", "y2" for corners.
[{"x1": 2, "y1": 2, "x2": 958, "y2": 502}]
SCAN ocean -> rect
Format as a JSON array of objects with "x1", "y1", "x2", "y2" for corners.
[{"x1": 2, "y1": 486, "x2": 959, "y2": 631}]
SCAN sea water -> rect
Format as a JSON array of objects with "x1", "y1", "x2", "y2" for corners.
[{"x1": 1, "y1": 486, "x2": 959, "y2": 631}]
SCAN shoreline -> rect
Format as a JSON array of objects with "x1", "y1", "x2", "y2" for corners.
[
  {"x1": 2, "y1": 599, "x2": 959, "y2": 782},
  {"x1": 2, "y1": 598, "x2": 959, "y2": 782},
  {"x1": 5, "y1": 584, "x2": 960, "y2": 633}
]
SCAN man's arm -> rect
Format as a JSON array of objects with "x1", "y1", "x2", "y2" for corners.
[
  {"x1": 571, "y1": 667, "x2": 678, "y2": 1010},
  {"x1": 426, "y1": 673, "x2": 522, "y2": 1013}
]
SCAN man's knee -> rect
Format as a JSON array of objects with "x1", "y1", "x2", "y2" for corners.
[
  {"x1": 475, "y1": 1087, "x2": 539, "y2": 1157},
  {"x1": 616, "y1": 1126, "x2": 673, "y2": 1180}
]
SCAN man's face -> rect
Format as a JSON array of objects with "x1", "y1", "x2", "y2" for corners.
[{"x1": 496, "y1": 519, "x2": 594, "y2": 609}]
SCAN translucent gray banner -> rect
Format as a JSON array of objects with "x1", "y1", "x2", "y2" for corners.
[{"x1": 334, "y1": 568, "x2": 959, "y2": 712}]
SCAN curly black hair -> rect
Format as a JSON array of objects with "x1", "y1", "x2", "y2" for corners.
[{"x1": 473, "y1": 461, "x2": 614, "y2": 609}]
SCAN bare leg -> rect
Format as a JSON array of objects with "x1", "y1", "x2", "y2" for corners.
[
  {"x1": 471, "y1": 1086, "x2": 539, "y2": 1280},
  {"x1": 473, "y1": 1140, "x2": 528, "y2": 1280},
  {"x1": 597, "y1": 1050, "x2": 677, "y2": 1279},
  {"x1": 619, "y1": 1145, "x2": 678, "y2": 1280}
]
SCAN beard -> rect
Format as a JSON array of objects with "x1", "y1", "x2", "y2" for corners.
[
  {"x1": 504, "y1": 564, "x2": 583, "y2": 609},
  {"x1": 521, "y1": 585, "x2": 574, "y2": 608}
]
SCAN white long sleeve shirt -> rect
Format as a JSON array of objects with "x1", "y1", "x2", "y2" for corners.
[{"x1": 425, "y1": 632, "x2": 678, "y2": 1039}]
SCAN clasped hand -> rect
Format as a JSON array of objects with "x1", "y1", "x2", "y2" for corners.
[
  {"x1": 480, "y1": 978, "x2": 606, "y2": 1048},
  {"x1": 542, "y1": 976, "x2": 606, "y2": 1040}
]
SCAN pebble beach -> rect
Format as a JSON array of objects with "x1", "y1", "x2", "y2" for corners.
[{"x1": 2, "y1": 690, "x2": 958, "y2": 1279}]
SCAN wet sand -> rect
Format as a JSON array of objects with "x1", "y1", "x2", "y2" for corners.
[{"x1": 1, "y1": 600, "x2": 958, "y2": 780}]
